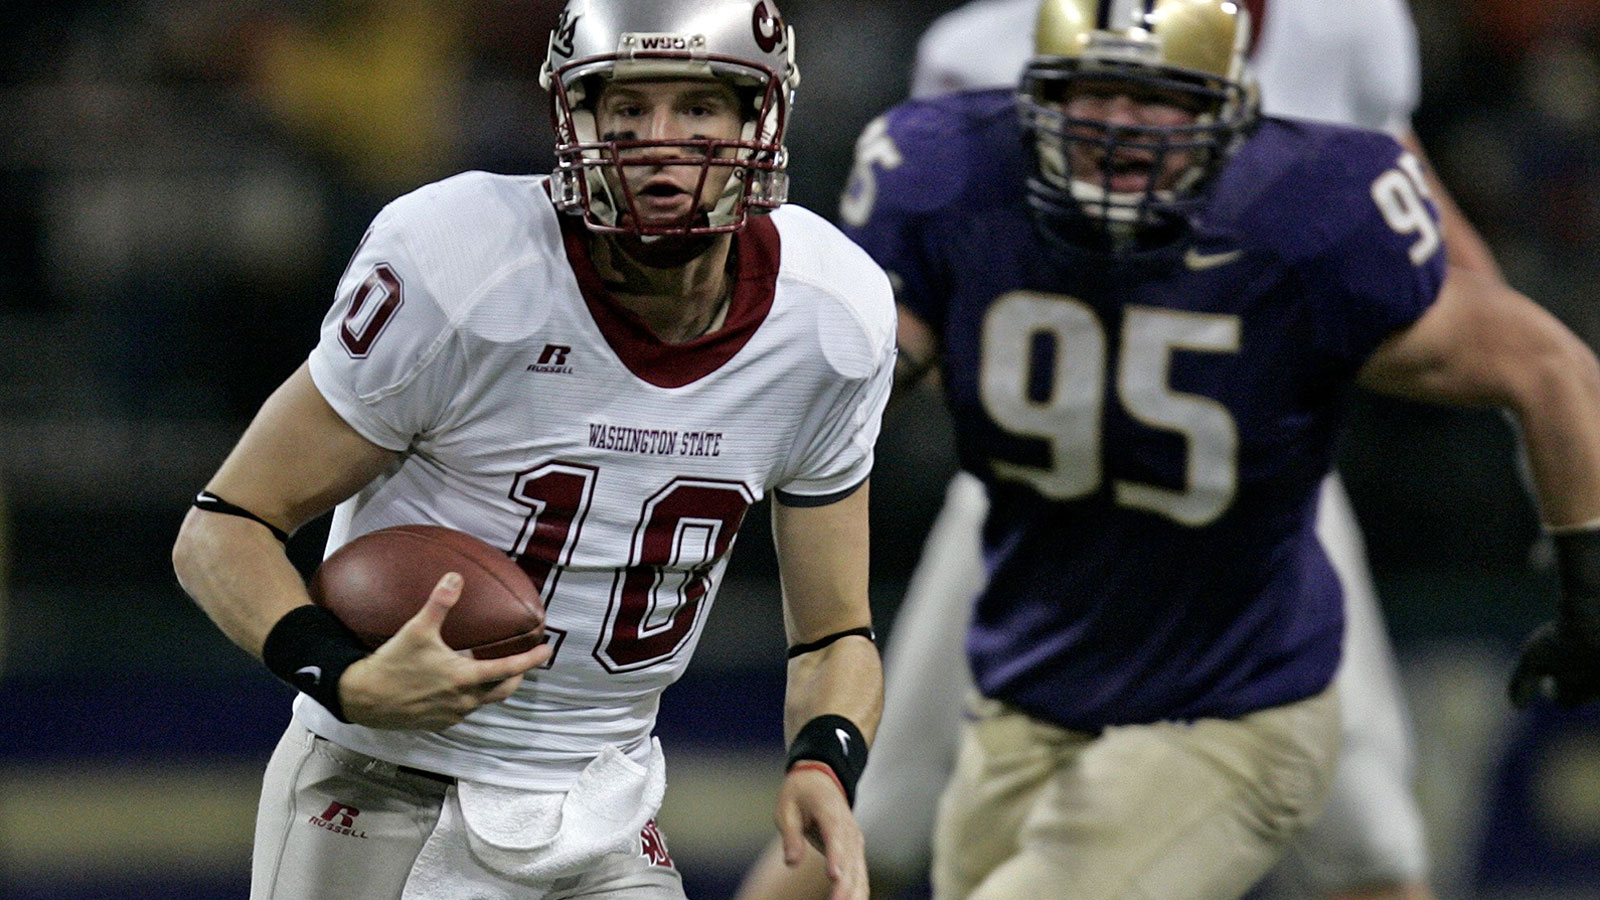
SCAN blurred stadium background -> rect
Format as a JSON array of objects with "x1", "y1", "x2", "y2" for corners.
[{"x1": 0, "y1": 1, "x2": 1598, "y2": 898}]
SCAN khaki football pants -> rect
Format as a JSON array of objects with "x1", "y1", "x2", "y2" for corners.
[
  {"x1": 932, "y1": 688, "x2": 1341, "y2": 900},
  {"x1": 250, "y1": 718, "x2": 684, "y2": 900}
]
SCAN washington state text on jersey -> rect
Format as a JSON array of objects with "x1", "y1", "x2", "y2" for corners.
[{"x1": 587, "y1": 423, "x2": 724, "y2": 457}]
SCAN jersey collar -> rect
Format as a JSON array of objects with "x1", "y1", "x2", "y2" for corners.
[{"x1": 559, "y1": 211, "x2": 780, "y2": 388}]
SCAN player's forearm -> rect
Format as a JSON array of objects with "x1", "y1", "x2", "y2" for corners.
[
  {"x1": 784, "y1": 635, "x2": 883, "y2": 745},
  {"x1": 1504, "y1": 324, "x2": 1600, "y2": 707},
  {"x1": 172, "y1": 506, "x2": 317, "y2": 657},
  {"x1": 781, "y1": 634, "x2": 882, "y2": 806},
  {"x1": 1508, "y1": 334, "x2": 1600, "y2": 528},
  {"x1": 1362, "y1": 271, "x2": 1600, "y2": 519},
  {"x1": 772, "y1": 490, "x2": 881, "y2": 740}
]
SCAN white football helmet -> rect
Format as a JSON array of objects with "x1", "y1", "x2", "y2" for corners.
[
  {"x1": 1019, "y1": 0, "x2": 1259, "y2": 235},
  {"x1": 540, "y1": 0, "x2": 800, "y2": 236}
]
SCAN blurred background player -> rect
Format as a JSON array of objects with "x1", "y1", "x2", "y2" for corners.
[
  {"x1": 834, "y1": 0, "x2": 1600, "y2": 898},
  {"x1": 735, "y1": 1, "x2": 1523, "y2": 899},
  {"x1": 0, "y1": 468, "x2": 8, "y2": 676}
]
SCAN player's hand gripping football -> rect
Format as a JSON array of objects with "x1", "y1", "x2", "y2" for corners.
[
  {"x1": 774, "y1": 764, "x2": 869, "y2": 900},
  {"x1": 1510, "y1": 529, "x2": 1600, "y2": 707},
  {"x1": 338, "y1": 573, "x2": 553, "y2": 730}
]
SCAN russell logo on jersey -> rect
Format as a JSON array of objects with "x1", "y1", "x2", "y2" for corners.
[{"x1": 527, "y1": 344, "x2": 576, "y2": 375}]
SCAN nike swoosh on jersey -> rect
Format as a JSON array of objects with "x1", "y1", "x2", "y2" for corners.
[
  {"x1": 835, "y1": 727, "x2": 851, "y2": 755},
  {"x1": 1184, "y1": 248, "x2": 1245, "y2": 270}
]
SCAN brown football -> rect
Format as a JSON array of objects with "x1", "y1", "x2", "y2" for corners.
[{"x1": 308, "y1": 524, "x2": 544, "y2": 659}]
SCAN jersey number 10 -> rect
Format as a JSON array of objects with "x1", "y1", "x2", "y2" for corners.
[{"x1": 508, "y1": 462, "x2": 754, "y2": 673}]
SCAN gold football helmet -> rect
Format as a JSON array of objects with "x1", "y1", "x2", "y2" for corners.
[{"x1": 1019, "y1": 0, "x2": 1259, "y2": 235}]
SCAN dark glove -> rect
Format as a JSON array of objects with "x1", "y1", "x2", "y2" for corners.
[{"x1": 1509, "y1": 528, "x2": 1600, "y2": 708}]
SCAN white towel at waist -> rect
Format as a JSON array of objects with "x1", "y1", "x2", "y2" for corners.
[{"x1": 401, "y1": 739, "x2": 667, "y2": 900}]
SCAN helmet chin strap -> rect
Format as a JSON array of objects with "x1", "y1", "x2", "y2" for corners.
[
  {"x1": 610, "y1": 230, "x2": 720, "y2": 269},
  {"x1": 1049, "y1": 132, "x2": 1209, "y2": 235},
  {"x1": 1069, "y1": 180, "x2": 1169, "y2": 225},
  {"x1": 1038, "y1": 135, "x2": 1171, "y2": 229}
]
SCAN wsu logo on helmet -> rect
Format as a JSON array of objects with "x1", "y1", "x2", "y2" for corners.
[
  {"x1": 752, "y1": 1, "x2": 784, "y2": 53},
  {"x1": 551, "y1": 9, "x2": 579, "y2": 57}
]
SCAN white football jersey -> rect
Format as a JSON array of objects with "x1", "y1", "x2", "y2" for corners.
[
  {"x1": 909, "y1": 0, "x2": 1420, "y2": 133},
  {"x1": 297, "y1": 171, "x2": 897, "y2": 790}
]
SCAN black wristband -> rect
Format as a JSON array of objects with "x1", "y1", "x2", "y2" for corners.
[
  {"x1": 1554, "y1": 528, "x2": 1600, "y2": 630},
  {"x1": 786, "y1": 626, "x2": 876, "y2": 660},
  {"x1": 261, "y1": 605, "x2": 370, "y2": 723},
  {"x1": 785, "y1": 714, "x2": 869, "y2": 806}
]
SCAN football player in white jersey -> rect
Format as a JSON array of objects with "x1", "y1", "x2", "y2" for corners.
[
  {"x1": 172, "y1": 2, "x2": 895, "y2": 899},
  {"x1": 734, "y1": 2, "x2": 1508, "y2": 900}
]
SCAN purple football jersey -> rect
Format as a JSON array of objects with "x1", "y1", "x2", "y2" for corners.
[{"x1": 841, "y1": 90, "x2": 1446, "y2": 729}]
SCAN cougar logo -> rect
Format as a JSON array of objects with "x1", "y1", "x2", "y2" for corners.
[
  {"x1": 640, "y1": 819, "x2": 675, "y2": 868},
  {"x1": 752, "y1": 1, "x2": 784, "y2": 53},
  {"x1": 551, "y1": 10, "x2": 579, "y2": 57}
]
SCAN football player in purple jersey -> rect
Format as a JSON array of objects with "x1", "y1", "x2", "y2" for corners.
[
  {"x1": 760, "y1": 1, "x2": 1600, "y2": 899},
  {"x1": 739, "y1": 1, "x2": 1506, "y2": 898}
]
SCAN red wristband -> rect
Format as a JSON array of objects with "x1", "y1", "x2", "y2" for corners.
[{"x1": 788, "y1": 760, "x2": 848, "y2": 800}]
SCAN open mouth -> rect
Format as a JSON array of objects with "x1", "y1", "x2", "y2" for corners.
[
  {"x1": 1076, "y1": 148, "x2": 1160, "y2": 194},
  {"x1": 1102, "y1": 154, "x2": 1153, "y2": 175},
  {"x1": 631, "y1": 179, "x2": 696, "y2": 218}
]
